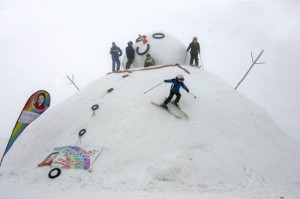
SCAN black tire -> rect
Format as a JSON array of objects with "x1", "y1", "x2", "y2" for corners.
[
  {"x1": 136, "y1": 44, "x2": 150, "y2": 55},
  {"x1": 152, "y1": 33, "x2": 165, "y2": 39},
  {"x1": 79, "y1": 129, "x2": 86, "y2": 137},
  {"x1": 48, "y1": 168, "x2": 61, "y2": 179},
  {"x1": 91, "y1": 104, "x2": 99, "y2": 110},
  {"x1": 136, "y1": 37, "x2": 141, "y2": 43}
]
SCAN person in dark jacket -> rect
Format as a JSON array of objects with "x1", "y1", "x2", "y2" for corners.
[
  {"x1": 125, "y1": 41, "x2": 135, "y2": 70},
  {"x1": 161, "y1": 74, "x2": 189, "y2": 109},
  {"x1": 144, "y1": 53, "x2": 155, "y2": 67},
  {"x1": 110, "y1": 42, "x2": 122, "y2": 71},
  {"x1": 186, "y1": 37, "x2": 200, "y2": 67}
]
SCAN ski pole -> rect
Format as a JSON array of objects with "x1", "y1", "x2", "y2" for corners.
[
  {"x1": 199, "y1": 54, "x2": 204, "y2": 70},
  {"x1": 184, "y1": 52, "x2": 188, "y2": 64},
  {"x1": 189, "y1": 92, "x2": 197, "y2": 99},
  {"x1": 144, "y1": 82, "x2": 163, "y2": 94}
]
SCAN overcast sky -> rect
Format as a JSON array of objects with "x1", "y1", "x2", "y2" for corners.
[{"x1": 0, "y1": 0, "x2": 299, "y2": 142}]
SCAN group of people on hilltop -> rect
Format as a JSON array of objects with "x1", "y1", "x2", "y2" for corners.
[
  {"x1": 110, "y1": 36, "x2": 201, "y2": 72},
  {"x1": 109, "y1": 36, "x2": 201, "y2": 111},
  {"x1": 110, "y1": 41, "x2": 156, "y2": 72}
]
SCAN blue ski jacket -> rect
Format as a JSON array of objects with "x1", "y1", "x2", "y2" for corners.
[
  {"x1": 110, "y1": 46, "x2": 122, "y2": 58},
  {"x1": 164, "y1": 79, "x2": 189, "y2": 93},
  {"x1": 126, "y1": 46, "x2": 135, "y2": 59}
]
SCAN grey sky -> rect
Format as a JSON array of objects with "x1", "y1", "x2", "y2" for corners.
[{"x1": 0, "y1": 0, "x2": 299, "y2": 142}]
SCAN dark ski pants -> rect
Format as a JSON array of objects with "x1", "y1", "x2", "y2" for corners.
[
  {"x1": 126, "y1": 58, "x2": 134, "y2": 69},
  {"x1": 163, "y1": 92, "x2": 181, "y2": 105},
  {"x1": 112, "y1": 56, "x2": 120, "y2": 71},
  {"x1": 190, "y1": 53, "x2": 199, "y2": 66}
]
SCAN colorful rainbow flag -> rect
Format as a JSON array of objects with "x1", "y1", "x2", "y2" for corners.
[{"x1": 0, "y1": 90, "x2": 50, "y2": 166}]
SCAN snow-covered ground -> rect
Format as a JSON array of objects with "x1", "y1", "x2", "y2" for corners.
[{"x1": 0, "y1": 65, "x2": 299, "y2": 199}]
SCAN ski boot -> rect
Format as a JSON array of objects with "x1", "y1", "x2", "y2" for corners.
[
  {"x1": 171, "y1": 101, "x2": 179, "y2": 108},
  {"x1": 160, "y1": 103, "x2": 168, "y2": 110},
  {"x1": 171, "y1": 101, "x2": 180, "y2": 108}
]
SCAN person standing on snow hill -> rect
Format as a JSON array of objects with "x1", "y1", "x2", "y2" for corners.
[
  {"x1": 144, "y1": 53, "x2": 155, "y2": 67},
  {"x1": 161, "y1": 74, "x2": 189, "y2": 109},
  {"x1": 110, "y1": 42, "x2": 122, "y2": 71},
  {"x1": 186, "y1": 36, "x2": 200, "y2": 67},
  {"x1": 125, "y1": 41, "x2": 135, "y2": 70}
]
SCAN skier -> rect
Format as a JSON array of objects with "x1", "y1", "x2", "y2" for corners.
[
  {"x1": 144, "y1": 53, "x2": 155, "y2": 67},
  {"x1": 125, "y1": 41, "x2": 135, "y2": 70},
  {"x1": 110, "y1": 42, "x2": 122, "y2": 71},
  {"x1": 161, "y1": 74, "x2": 189, "y2": 109},
  {"x1": 186, "y1": 36, "x2": 200, "y2": 67}
]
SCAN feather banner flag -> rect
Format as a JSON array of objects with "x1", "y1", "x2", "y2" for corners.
[{"x1": 0, "y1": 90, "x2": 50, "y2": 166}]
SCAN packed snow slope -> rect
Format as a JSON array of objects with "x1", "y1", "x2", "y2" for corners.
[{"x1": 1, "y1": 65, "x2": 300, "y2": 198}]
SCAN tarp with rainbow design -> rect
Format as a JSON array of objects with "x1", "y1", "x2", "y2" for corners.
[
  {"x1": 0, "y1": 90, "x2": 50, "y2": 166},
  {"x1": 38, "y1": 146, "x2": 102, "y2": 170}
]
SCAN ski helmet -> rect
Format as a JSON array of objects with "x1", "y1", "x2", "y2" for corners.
[{"x1": 176, "y1": 74, "x2": 184, "y2": 81}]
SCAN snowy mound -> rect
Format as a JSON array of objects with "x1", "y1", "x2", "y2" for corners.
[
  {"x1": 122, "y1": 32, "x2": 187, "y2": 68},
  {"x1": 1, "y1": 65, "x2": 300, "y2": 198}
]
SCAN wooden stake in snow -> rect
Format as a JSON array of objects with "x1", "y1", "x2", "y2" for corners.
[
  {"x1": 66, "y1": 75, "x2": 80, "y2": 91},
  {"x1": 235, "y1": 50, "x2": 265, "y2": 90}
]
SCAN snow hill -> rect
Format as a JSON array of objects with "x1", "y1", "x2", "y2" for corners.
[{"x1": 0, "y1": 65, "x2": 300, "y2": 199}]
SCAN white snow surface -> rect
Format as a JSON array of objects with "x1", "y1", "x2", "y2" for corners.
[{"x1": 0, "y1": 66, "x2": 300, "y2": 199}]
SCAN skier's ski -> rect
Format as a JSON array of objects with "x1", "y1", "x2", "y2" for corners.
[
  {"x1": 170, "y1": 101, "x2": 189, "y2": 118},
  {"x1": 151, "y1": 101, "x2": 181, "y2": 119}
]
